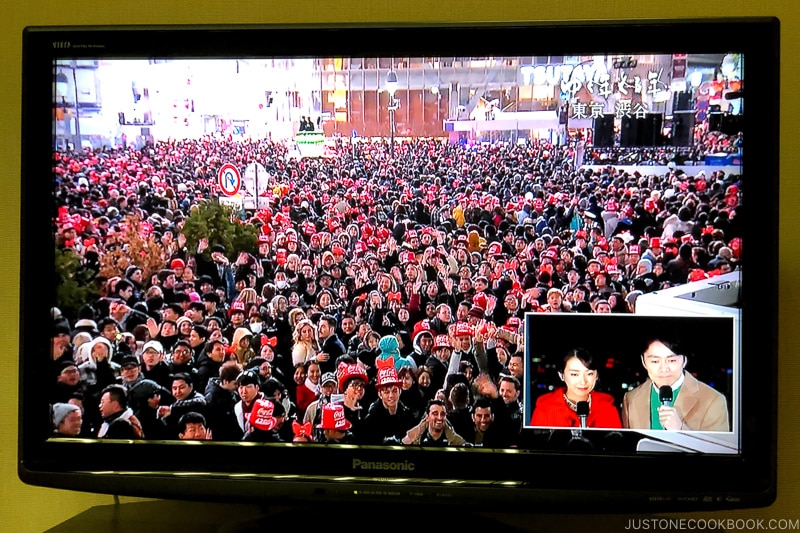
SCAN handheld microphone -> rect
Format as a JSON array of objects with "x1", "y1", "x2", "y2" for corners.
[
  {"x1": 659, "y1": 385, "x2": 674, "y2": 407},
  {"x1": 576, "y1": 401, "x2": 590, "y2": 428}
]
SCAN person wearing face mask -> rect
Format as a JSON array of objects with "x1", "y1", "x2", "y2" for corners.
[
  {"x1": 274, "y1": 268, "x2": 306, "y2": 299},
  {"x1": 247, "y1": 309, "x2": 264, "y2": 335}
]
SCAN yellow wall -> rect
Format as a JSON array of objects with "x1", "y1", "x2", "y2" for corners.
[{"x1": 1, "y1": 2, "x2": 796, "y2": 531}]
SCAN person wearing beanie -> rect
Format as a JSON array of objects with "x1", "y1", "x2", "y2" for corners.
[{"x1": 52, "y1": 402, "x2": 82, "y2": 437}]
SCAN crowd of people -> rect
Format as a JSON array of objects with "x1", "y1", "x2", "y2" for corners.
[{"x1": 49, "y1": 130, "x2": 743, "y2": 447}]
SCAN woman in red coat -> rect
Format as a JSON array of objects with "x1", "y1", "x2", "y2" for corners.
[
  {"x1": 295, "y1": 360, "x2": 322, "y2": 420},
  {"x1": 530, "y1": 348, "x2": 622, "y2": 428}
]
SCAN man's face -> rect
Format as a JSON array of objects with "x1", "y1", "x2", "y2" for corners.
[
  {"x1": 318, "y1": 321, "x2": 331, "y2": 339},
  {"x1": 101, "y1": 323, "x2": 118, "y2": 342},
  {"x1": 188, "y1": 307, "x2": 204, "y2": 323},
  {"x1": 188, "y1": 329, "x2": 206, "y2": 348},
  {"x1": 436, "y1": 306, "x2": 451, "y2": 323},
  {"x1": 419, "y1": 335, "x2": 433, "y2": 353},
  {"x1": 238, "y1": 383, "x2": 259, "y2": 404},
  {"x1": 508, "y1": 356, "x2": 523, "y2": 379},
  {"x1": 454, "y1": 335, "x2": 471, "y2": 352},
  {"x1": 379, "y1": 385, "x2": 400, "y2": 410},
  {"x1": 427, "y1": 404, "x2": 447, "y2": 432},
  {"x1": 642, "y1": 340, "x2": 686, "y2": 388},
  {"x1": 172, "y1": 345, "x2": 192, "y2": 365},
  {"x1": 473, "y1": 406, "x2": 493, "y2": 432},
  {"x1": 142, "y1": 348, "x2": 163, "y2": 368},
  {"x1": 208, "y1": 343, "x2": 226, "y2": 363},
  {"x1": 458, "y1": 278, "x2": 472, "y2": 293},
  {"x1": 456, "y1": 305, "x2": 469, "y2": 321},
  {"x1": 98, "y1": 392, "x2": 120, "y2": 418},
  {"x1": 57, "y1": 365, "x2": 81, "y2": 386},
  {"x1": 499, "y1": 380, "x2": 519, "y2": 404},
  {"x1": 120, "y1": 364, "x2": 140, "y2": 383},
  {"x1": 163, "y1": 308, "x2": 180, "y2": 322},
  {"x1": 59, "y1": 409, "x2": 83, "y2": 436},
  {"x1": 172, "y1": 379, "x2": 192, "y2": 401},
  {"x1": 345, "y1": 379, "x2": 365, "y2": 401},
  {"x1": 179, "y1": 422, "x2": 210, "y2": 440}
]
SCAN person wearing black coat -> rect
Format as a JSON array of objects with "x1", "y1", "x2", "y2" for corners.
[
  {"x1": 359, "y1": 360, "x2": 418, "y2": 444},
  {"x1": 203, "y1": 362, "x2": 244, "y2": 442}
]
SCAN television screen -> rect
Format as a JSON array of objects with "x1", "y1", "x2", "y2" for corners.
[{"x1": 20, "y1": 19, "x2": 779, "y2": 512}]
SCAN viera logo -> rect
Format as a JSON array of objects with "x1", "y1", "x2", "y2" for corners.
[{"x1": 352, "y1": 459, "x2": 415, "y2": 471}]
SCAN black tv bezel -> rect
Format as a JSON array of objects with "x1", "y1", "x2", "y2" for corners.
[{"x1": 20, "y1": 19, "x2": 779, "y2": 512}]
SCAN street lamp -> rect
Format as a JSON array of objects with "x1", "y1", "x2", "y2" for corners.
[{"x1": 386, "y1": 70, "x2": 398, "y2": 157}]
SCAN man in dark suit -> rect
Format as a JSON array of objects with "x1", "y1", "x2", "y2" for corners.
[{"x1": 315, "y1": 314, "x2": 346, "y2": 374}]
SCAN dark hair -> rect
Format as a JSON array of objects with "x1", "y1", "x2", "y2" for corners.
[
  {"x1": 165, "y1": 303, "x2": 183, "y2": 316},
  {"x1": 220, "y1": 361, "x2": 243, "y2": 382},
  {"x1": 97, "y1": 317, "x2": 120, "y2": 331},
  {"x1": 101, "y1": 384, "x2": 128, "y2": 409},
  {"x1": 204, "y1": 339, "x2": 224, "y2": 354},
  {"x1": 319, "y1": 314, "x2": 337, "y2": 329},
  {"x1": 171, "y1": 372, "x2": 194, "y2": 387},
  {"x1": 115, "y1": 279, "x2": 134, "y2": 294},
  {"x1": 236, "y1": 370, "x2": 260, "y2": 388},
  {"x1": 561, "y1": 347, "x2": 597, "y2": 373},
  {"x1": 192, "y1": 325, "x2": 209, "y2": 341},
  {"x1": 498, "y1": 375, "x2": 521, "y2": 392},
  {"x1": 173, "y1": 339, "x2": 192, "y2": 352},
  {"x1": 643, "y1": 337, "x2": 687, "y2": 359},
  {"x1": 261, "y1": 377, "x2": 285, "y2": 398},
  {"x1": 177, "y1": 412, "x2": 207, "y2": 435},
  {"x1": 201, "y1": 292, "x2": 220, "y2": 304},
  {"x1": 426, "y1": 399, "x2": 446, "y2": 413},
  {"x1": 449, "y1": 382, "x2": 469, "y2": 408},
  {"x1": 473, "y1": 397, "x2": 493, "y2": 412}
]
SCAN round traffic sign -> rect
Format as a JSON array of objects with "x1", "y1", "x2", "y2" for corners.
[{"x1": 218, "y1": 164, "x2": 241, "y2": 196}]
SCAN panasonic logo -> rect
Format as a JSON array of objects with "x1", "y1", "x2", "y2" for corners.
[{"x1": 352, "y1": 459, "x2": 416, "y2": 471}]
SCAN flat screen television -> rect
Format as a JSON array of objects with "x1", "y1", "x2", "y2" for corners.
[{"x1": 20, "y1": 18, "x2": 779, "y2": 516}]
